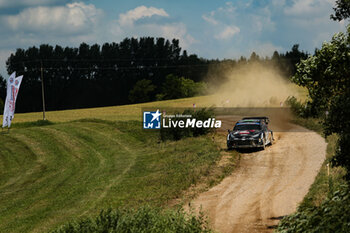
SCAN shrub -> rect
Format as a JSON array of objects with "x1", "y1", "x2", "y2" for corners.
[
  {"x1": 159, "y1": 74, "x2": 207, "y2": 100},
  {"x1": 277, "y1": 185, "x2": 350, "y2": 233},
  {"x1": 285, "y1": 96, "x2": 314, "y2": 118},
  {"x1": 51, "y1": 206, "x2": 211, "y2": 233}
]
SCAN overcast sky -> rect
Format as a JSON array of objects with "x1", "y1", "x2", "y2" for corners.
[{"x1": 0, "y1": 0, "x2": 346, "y2": 78}]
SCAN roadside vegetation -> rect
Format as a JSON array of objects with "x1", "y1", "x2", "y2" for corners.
[
  {"x1": 277, "y1": 2, "x2": 350, "y2": 231},
  {"x1": 277, "y1": 117, "x2": 348, "y2": 232},
  {"x1": 51, "y1": 206, "x2": 211, "y2": 233}
]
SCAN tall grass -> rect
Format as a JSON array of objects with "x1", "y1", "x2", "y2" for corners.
[{"x1": 51, "y1": 206, "x2": 211, "y2": 233}]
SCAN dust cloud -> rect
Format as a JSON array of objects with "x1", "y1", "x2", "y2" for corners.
[
  {"x1": 206, "y1": 62, "x2": 301, "y2": 107},
  {"x1": 205, "y1": 61, "x2": 305, "y2": 131}
]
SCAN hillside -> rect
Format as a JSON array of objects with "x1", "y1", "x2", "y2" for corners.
[{"x1": 0, "y1": 107, "x2": 229, "y2": 232}]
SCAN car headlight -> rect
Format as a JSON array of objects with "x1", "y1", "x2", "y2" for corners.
[
  {"x1": 251, "y1": 133, "x2": 260, "y2": 138},
  {"x1": 227, "y1": 134, "x2": 231, "y2": 140}
]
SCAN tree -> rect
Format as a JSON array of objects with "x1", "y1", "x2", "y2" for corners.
[
  {"x1": 331, "y1": 0, "x2": 350, "y2": 21},
  {"x1": 323, "y1": 88, "x2": 350, "y2": 179},
  {"x1": 293, "y1": 25, "x2": 350, "y2": 179},
  {"x1": 128, "y1": 79, "x2": 156, "y2": 103},
  {"x1": 272, "y1": 51, "x2": 280, "y2": 61},
  {"x1": 159, "y1": 74, "x2": 206, "y2": 100},
  {"x1": 281, "y1": 44, "x2": 309, "y2": 76},
  {"x1": 6, "y1": 38, "x2": 207, "y2": 112},
  {"x1": 249, "y1": 52, "x2": 259, "y2": 62},
  {"x1": 292, "y1": 29, "x2": 350, "y2": 115}
]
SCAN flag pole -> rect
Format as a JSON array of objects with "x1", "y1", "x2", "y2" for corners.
[{"x1": 40, "y1": 60, "x2": 46, "y2": 120}]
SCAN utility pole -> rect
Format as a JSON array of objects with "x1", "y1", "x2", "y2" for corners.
[{"x1": 40, "y1": 60, "x2": 46, "y2": 120}]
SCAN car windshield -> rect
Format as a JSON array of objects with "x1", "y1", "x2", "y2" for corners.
[{"x1": 234, "y1": 124, "x2": 261, "y2": 131}]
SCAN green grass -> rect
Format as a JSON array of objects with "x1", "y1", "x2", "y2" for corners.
[
  {"x1": 0, "y1": 95, "x2": 241, "y2": 232},
  {"x1": 0, "y1": 119, "x2": 225, "y2": 233},
  {"x1": 3, "y1": 96, "x2": 216, "y2": 123},
  {"x1": 298, "y1": 133, "x2": 346, "y2": 209},
  {"x1": 288, "y1": 117, "x2": 346, "y2": 209},
  {"x1": 51, "y1": 206, "x2": 212, "y2": 233}
]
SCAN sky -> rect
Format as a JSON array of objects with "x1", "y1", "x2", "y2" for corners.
[{"x1": 0, "y1": 0, "x2": 346, "y2": 78}]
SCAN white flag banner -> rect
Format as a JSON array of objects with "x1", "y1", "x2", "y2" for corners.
[
  {"x1": 2, "y1": 72, "x2": 23, "y2": 128},
  {"x1": 2, "y1": 72, "x2": 15, "y2": 128}
]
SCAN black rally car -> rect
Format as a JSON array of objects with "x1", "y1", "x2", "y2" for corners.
[{"x1": 227, "y1": 117, "x2": 274, "y2": 150}]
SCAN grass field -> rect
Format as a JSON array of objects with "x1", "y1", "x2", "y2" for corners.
[
  {"x1": 8, "y1": 96, "x2": 215, "y2": 123},
  {"x1": 0, "y1": 95, "x2": 240, "y2": 233},
  {"x1": 0, "y1": 118, "x2": 230, "y2": 232}
]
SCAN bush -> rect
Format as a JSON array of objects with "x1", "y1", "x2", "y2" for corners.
[
  {"x1": 159, "y1": 74, "x2": 207, "y2": 100},
  {"x1": 322, "y1": 89, "x2": 350, "y2": 180},
  {"x1": 285, "y1": 96, "x2": 315, "y2": 118},
  {"x1": 277, "y1": 185, "x2": 350, "y2": 233},
  {"x1": 51, "y1": 206, "x2": 211, "y2": 233},
  {"x1": 160, "y1": 108, "x2": 215, "y2": 141}
]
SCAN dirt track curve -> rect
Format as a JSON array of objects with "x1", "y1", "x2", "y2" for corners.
[{"x1": 190, "y1": 116, "x2": 327, "y2": 233}]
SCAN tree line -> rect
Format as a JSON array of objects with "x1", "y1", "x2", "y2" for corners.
[{"x1": 0, "y1": 37, "x2": 307, "y2": 113}]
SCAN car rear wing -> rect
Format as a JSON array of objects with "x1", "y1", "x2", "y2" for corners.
[{"x1": 242, "y1": 117, "x2": 270, "y2": 124}]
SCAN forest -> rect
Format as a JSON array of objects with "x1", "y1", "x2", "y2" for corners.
[{"x1": 0, "y1": 37, "x2": 307, "y2": 113}]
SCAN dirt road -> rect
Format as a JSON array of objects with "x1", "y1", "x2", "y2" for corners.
[{"x1": 190, "y1": 118, "x2": 327, "y2": 233}]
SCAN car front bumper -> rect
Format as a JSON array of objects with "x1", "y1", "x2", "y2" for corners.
[{"x1": 227, "y1": 138, "x2": 264, "y2": 148}]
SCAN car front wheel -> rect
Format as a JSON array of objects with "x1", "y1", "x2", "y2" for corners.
[
  {"x1": 227, "y1": 141, "x2": 233, "y2": 150},
  {"x1": 262, "y1": 138, "x2": 266, "y2": 150}
]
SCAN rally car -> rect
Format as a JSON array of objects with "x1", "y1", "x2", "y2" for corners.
[{"x1": 227, "y1": 117, "x2": 273, "y2": 150}]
